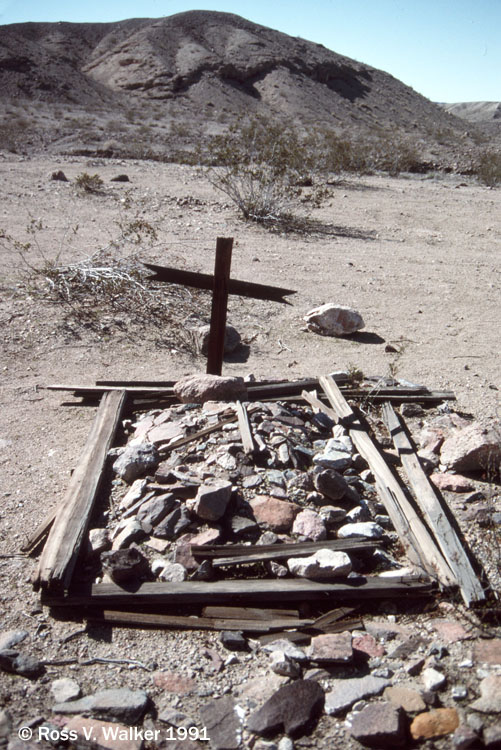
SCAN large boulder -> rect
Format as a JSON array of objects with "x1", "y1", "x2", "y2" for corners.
[
  {"x1": 439, "y1": 422, "x2": 501, "y2": 474},
  {"x1": 195, "y1": 324, "x2": 241, "y2": 355},
  {"x1": 113, "y1": 443, "x2": 159, "y2": 484},
  {"x1": 304, "y1": 303, "x2": 365, "y2": 337},
  {"x1": 173, "y1": 374, "x2": 247, "y2": 403}
]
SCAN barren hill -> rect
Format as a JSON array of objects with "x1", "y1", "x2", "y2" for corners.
[
  {"x1": 442, "y1": 101, "x2": 501, "y2": 122},
  {"x1": 0, "y1": 11, "x2": 483, "y2": 162}
]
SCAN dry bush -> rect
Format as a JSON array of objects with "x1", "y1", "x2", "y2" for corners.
[
  {"x1": 475, "y1": 150, "x2": 501, "y2": 187},
  {"x1": 75, "y1": 172, "x2": 104, "y2": 194}
]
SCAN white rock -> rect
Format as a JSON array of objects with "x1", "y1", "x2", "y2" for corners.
[
  {"x1": 304, "y1": 303, "x2": 365, "y2": 337},
  {"x1": 287, "y1": 549, "x2": 352, "y2": 578},
  {"x1": 422, "y1": 667, "x2": 447, "y2": 691},
  {"x1": 337, "y1": 522, "x2": 385, "y2": 539},
  {"x1": 262, "y1": 639, "x2": 308, "y2": 663},
  {"x1": 51, "y1": 678, "x2": 81, "y2": 703},
  {"x1": 152, "y1": 559, "x2": 187, "y2": 582},
  {"x1": 269, "y1": 651, "x2": 301, "y2": 678}
]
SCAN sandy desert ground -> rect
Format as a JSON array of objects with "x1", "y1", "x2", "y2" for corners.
[{"x1": 0, "y1": 153, "x2": 500, "y2": 748}]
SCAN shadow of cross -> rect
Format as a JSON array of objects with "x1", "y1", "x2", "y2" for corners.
[{"x1": 143, "y1": 237, "x2": 297, "y2": 375}]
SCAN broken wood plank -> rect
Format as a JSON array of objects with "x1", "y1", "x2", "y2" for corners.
[
  {"x1": 382, "y1": 402, "x2": 485, "y2": 606},
  {"x1": 43, "y1": 575, "x2": 436, "y2": 608},
  {"x1": 96, "y1": 610, "x2": 313, "y2": 632},
  {"x1": 143, "y1": 262, "x2": 297, "y2": 303},
  {"x1": 21, "y1": 507, "x2": 58, "y2": 555},
  {"x1": 193, "y1": 538, "x2": 380, "y2": 568},
  {"x1": 234, "y1": 401, "x2": 255, "y2": 454},
  {"x1": 317, "y1": 376, "x2": 456, "y2": 588},
  {"x1": 207, "y1": 237, "x2": 233, "y2": 376},
  {"x1": 35, "y1": 390, "x2": 127, "y2": 593},
  {"x1": 311, "y1": 607, "x2": 358, "y2": 629},
  {"x1": 202, "y1": 606, "x2": 300, "y2": 620},
  {"x1": 312, "y1": 617, "x2": 364, "y2": 634}
]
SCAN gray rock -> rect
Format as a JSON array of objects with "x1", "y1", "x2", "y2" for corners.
[
  {"x1": 318, "y1": 505, "x2": 348, "y2": 524},
  {"x1": 313, "y1": 439, "x2": 352, "y2": 471},
  {"x1": 120, "y1": 478, "x2": 148, "y2": 510},
  {"x1": 469, "y1": 674, "x2": 501, "y2": 713},
  {"x1": 152, "y1": 560, "x2": 187, "y2": 582},
  {"x1": 247, "y1": 680, "x2": 324, "y2": 736},
  {"x1": 194, "y1": 481, "x2": 233, "y2": 521},
  {"x1": 100, "y1": 547, "x2": 150, "y2": 584},
  {"x1": 199, "y1": 696, "x2": 243, "y2": 750},
  {"x1": 112, "y1": 519, "x2": 148, "y2": 550},
  {"x1": 220, "y1": 631, "x2": 248, "y2": 652},
  {"x1": 337, "y1": 521, "x2": 385, "y2": 539},
  {"x1": 452, "y1": 725, "x2": 479, "y2": 749},
  {"x1": 136, "y1": 493, "x2": 177, "y2": 527},
  {"x1": 313, "y1": 469, "x2": 349, "y2": 501},
  {"x1": 347, "y1": 702, "x2": 405, "y2": 747},
  {"x1": 0, "y1": 630, "x2": 28, "y2": 652},
  {"x1": 262, "y1": 640, "x2": 308, "y2": 663},
  {"x1": 325, "y1": 676, "x2": 391, "y2": 715},
  {"x1": 0, "y1": 709, "x2": 11, "y2": 741},
  {"x1": 154, "y1": 505, "x2": 190, "y2": 539},
  {"x1": 0, "y1": 650, "x2": 44, "y2": 679},
  {"x1": 52, "y1": 688, "x2": 149, "y2": 724},
  {"x1": 269, "y1": 651, "x2": 301, "y2": 678},
  {"x1": 88, "y1": 528, "x2": 111, "y2": 556},
  {"x1": 174, "y1": 374, "x2": 247, "y2": 404},
  {"x1": 158, "y1": 706, "x2": 196, "y2": 728},
  {"x1": 422, "y1": 667, "x2": 447, "y2": 692},
  {"x1": 196, "y1": 323, "x2": 241, "y2": 355},
  {"x1": 50, "y1": 678, "x2": 81, "y2": 703},
  {"x1": 113, "y1": 442, "x2": 159, "y2": 484},
  {"x1": 288, "y1": 549, "x2": 352, "y2": 579},
  {"x1": 304, "y1": 304, "x2": 365, "y2": 337},
  {"x1": 484, "y1": 723, "x2": 501, "y2": 749}
]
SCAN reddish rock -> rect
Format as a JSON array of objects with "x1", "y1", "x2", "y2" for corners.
[
  {"x1": 174, "y1": 528, "x2": 221, "y2": 570},
  {"x1": 250, "y1": 496, "x2": 299, "y2": 532},
  {"x1": 64, "y1": 717, "x2": 144, "y2": 750},
  {"x1": 440, "y1": 422, "x2": 501, "y2": 474},
  {"x1": 384, "y1": 685, "x2": 426, "y2": 713},
  {"x1": 307, "y1": 632, "x2": 353, "y2": 663},
  {"x1": 152, "y1": 671, "x2": 196, "y2": 694},
  {"x1": 353, "y1": 634, "x2": 385, "y2": 659},
  {"x1": 193, "y1": 481, "x2": 233, "y2": 521},
  {"x1": 430, "y1": 473, "x2": 474, "y2": 492},
  {"x1": 173, "y1": 374, "x2": 247, "y2": 404},
  {"x1": 410, "y1": 708, "x2": 460, "y2": 740},
  {"x1": 429, "y1": 619, "x2": 470, "y2": 644},
  {"x1": 474, "y1": 638, "x2": 501, "y2": 666}
]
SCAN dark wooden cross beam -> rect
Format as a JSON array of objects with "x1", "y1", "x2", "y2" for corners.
[{"x1": 144, "y1": 238, "x2": 296, "y2": 376}]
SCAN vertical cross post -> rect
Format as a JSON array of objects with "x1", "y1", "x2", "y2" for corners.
[{"x1": 206, "y1": 237, "x2": 233, "y2": 376}]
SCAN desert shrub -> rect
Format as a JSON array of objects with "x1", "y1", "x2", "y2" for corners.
[
  {"x1": 75, "y1": 172, "x2": 104, "y2": 193},
  {"x1": 475, "y1": 150, "x2": 501, "y2": 186},
  {"x1": 200, "y1": 117, "x2": 316, "y2": 224}
]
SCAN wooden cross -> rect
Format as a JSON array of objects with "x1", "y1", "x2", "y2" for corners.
[{"x1": 144, "y1": 237, "x2": 296, "y2": 376}]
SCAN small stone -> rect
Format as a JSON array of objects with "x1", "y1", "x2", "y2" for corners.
[
  {"x1": 136, "y1": 493, "x2": 177, "y2": 527},
  {"x1": 113, "y1": 443, "x2": 159, "y2": 484},
  {"x1": 325, "y1": 676, "x2": 391, "y2": 715},
  {"x1": 262, "y1": 640, "x2": 308, "y2": 663},
  {"x1": 384, "y1": 685, "x2": 426, "y2": 713},
  {"x1": 0, "y1": 650, "x2": 44, "y2": 678},
  {"x1": 88, "y1": 528, "x2": 112, "y2": 556},
  {"x1": 52, "y1": 688, "x2": 149, "y2": 724},
  {"x1": 158, "y1": 706, "x2": 196, "y2": 728},
  {"x1": 307, "y1": 632, "x2": 353, "y2": 663},
  {"x1": 452, "y1": 725, "x2": 480, "y2": 750},
  {"x1": 429, "y1": 619, "x2": 470, "y2": 644},
  {"x1": 100, "y1": 548, "x2": 150, "y2": 585},
  {"x1": 312, "y1": 469, "x2": 349, "y2": 501},
  {"x1": 292, "y1": 509, "x2": 327, "y2": 541},
  {"x1": 154, "y1": 505, "x2": 190, "y2": 539},
  {"x1": 120, "y1": 478, "x2": 148, "y2": 510},
  {"x1": 347, "y1": 702, "x2": 405, "y2": 747},
  {"x1": 199, "y1": 696, "x2": 243, "y2": 750},
  {"x1": 194, "y1": 481, "x2": 233, "y2": 521},
  {"x1": 112, "y1": 520, "x2": 148, "y2": 550},
  {"x1": 422, "y1": 667, "x2": 447, "y2": 691},
  {"x1": 313, "y1": 441, "x2": 352, "y2": 471},
  {"x1": 430, "y1": 473, "x2": 474, "y2": 492},
  {"x1": 469, "y1": 674, "x2": 501, "y2": 713},
  {"x1": 51, "y1": 170, "x2": 68, "y2": 181},
  {"x1": 0, "y1": 630, "x2": 28, "y2": 652},
  {"x1": 250, "y1": 496, "x2": 299, "y2": 532},
  {"x1": 146, "y1": 421, "x2": 184, "y2": 447},
  {"x1": 337, "y1": 521, "x2": 385, "y2": 539},
  {"x1": 196, "y1": 324, "x2": 241, "y2": 355},
  {"x1": 484, "y1": 723, "x2": 501, "y2": 749},
  {"x1": 220, "y1": 631, "x2": 248, "y2": 652},
  {"x1": 304, "y1": 303, "x2": 365, "y2": 337},
  {"x1": 288, "y1": 549, "x2": 352, "y2": 579},
  {"x1": 151, "y1": 560, "x2": 187, "y2": 582},
  {"x1": 173, "y1": 374, "x2": 247, "y2": 404},
  {"x1": 247, "y1": 680, "x2": 324, "y2": 736},
  {"x1": 278, "y1": 738, "x2": 294, "y2": 750},
  {"x1": 269, "y1": 652, "x2": 301, "y2": 678},
  {"x1": 452, "y1": 685, "x2": 468, "y2": 700},
  {"x1": 353, "y1": 634, "x2": 385, "y2": 659},
  {"x1": 406, "y1": 657, "x2": 425, "y2": 676},
  {"x1": 318, "y1": 505, "x2": 347, "y2": 524},
  {"x1": 153, "y1": 672, "x2": 196, "y2": 694},
  {"x1": 410, "y1": 708, "x2": 460, "y2": 740},
  {"x1": 51, "y1": 678, "x2": 81, "y2": 703},
  {"x1": 110, "y1": 174, "x2": 130, "y2": 182}
]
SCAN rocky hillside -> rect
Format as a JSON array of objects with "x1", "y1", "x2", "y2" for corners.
[
  {"x1": 442, "y1": 102, "x2": 501, "y2": 122},
  {"x1": 0, "y1": 11, "x2": 483, "y2": 161}
]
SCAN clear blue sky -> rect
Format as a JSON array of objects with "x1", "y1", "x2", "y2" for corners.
[{"x1": 0, "y1": 0, "x2": 499, "y2": 103}]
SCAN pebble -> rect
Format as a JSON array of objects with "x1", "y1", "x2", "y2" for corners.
[
  {"x1": 410, "y1": 707, "x2": 460, "y2": 740},
  {"x1": 325, "y1": 676, "x2": 391, "y2": 715}
]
